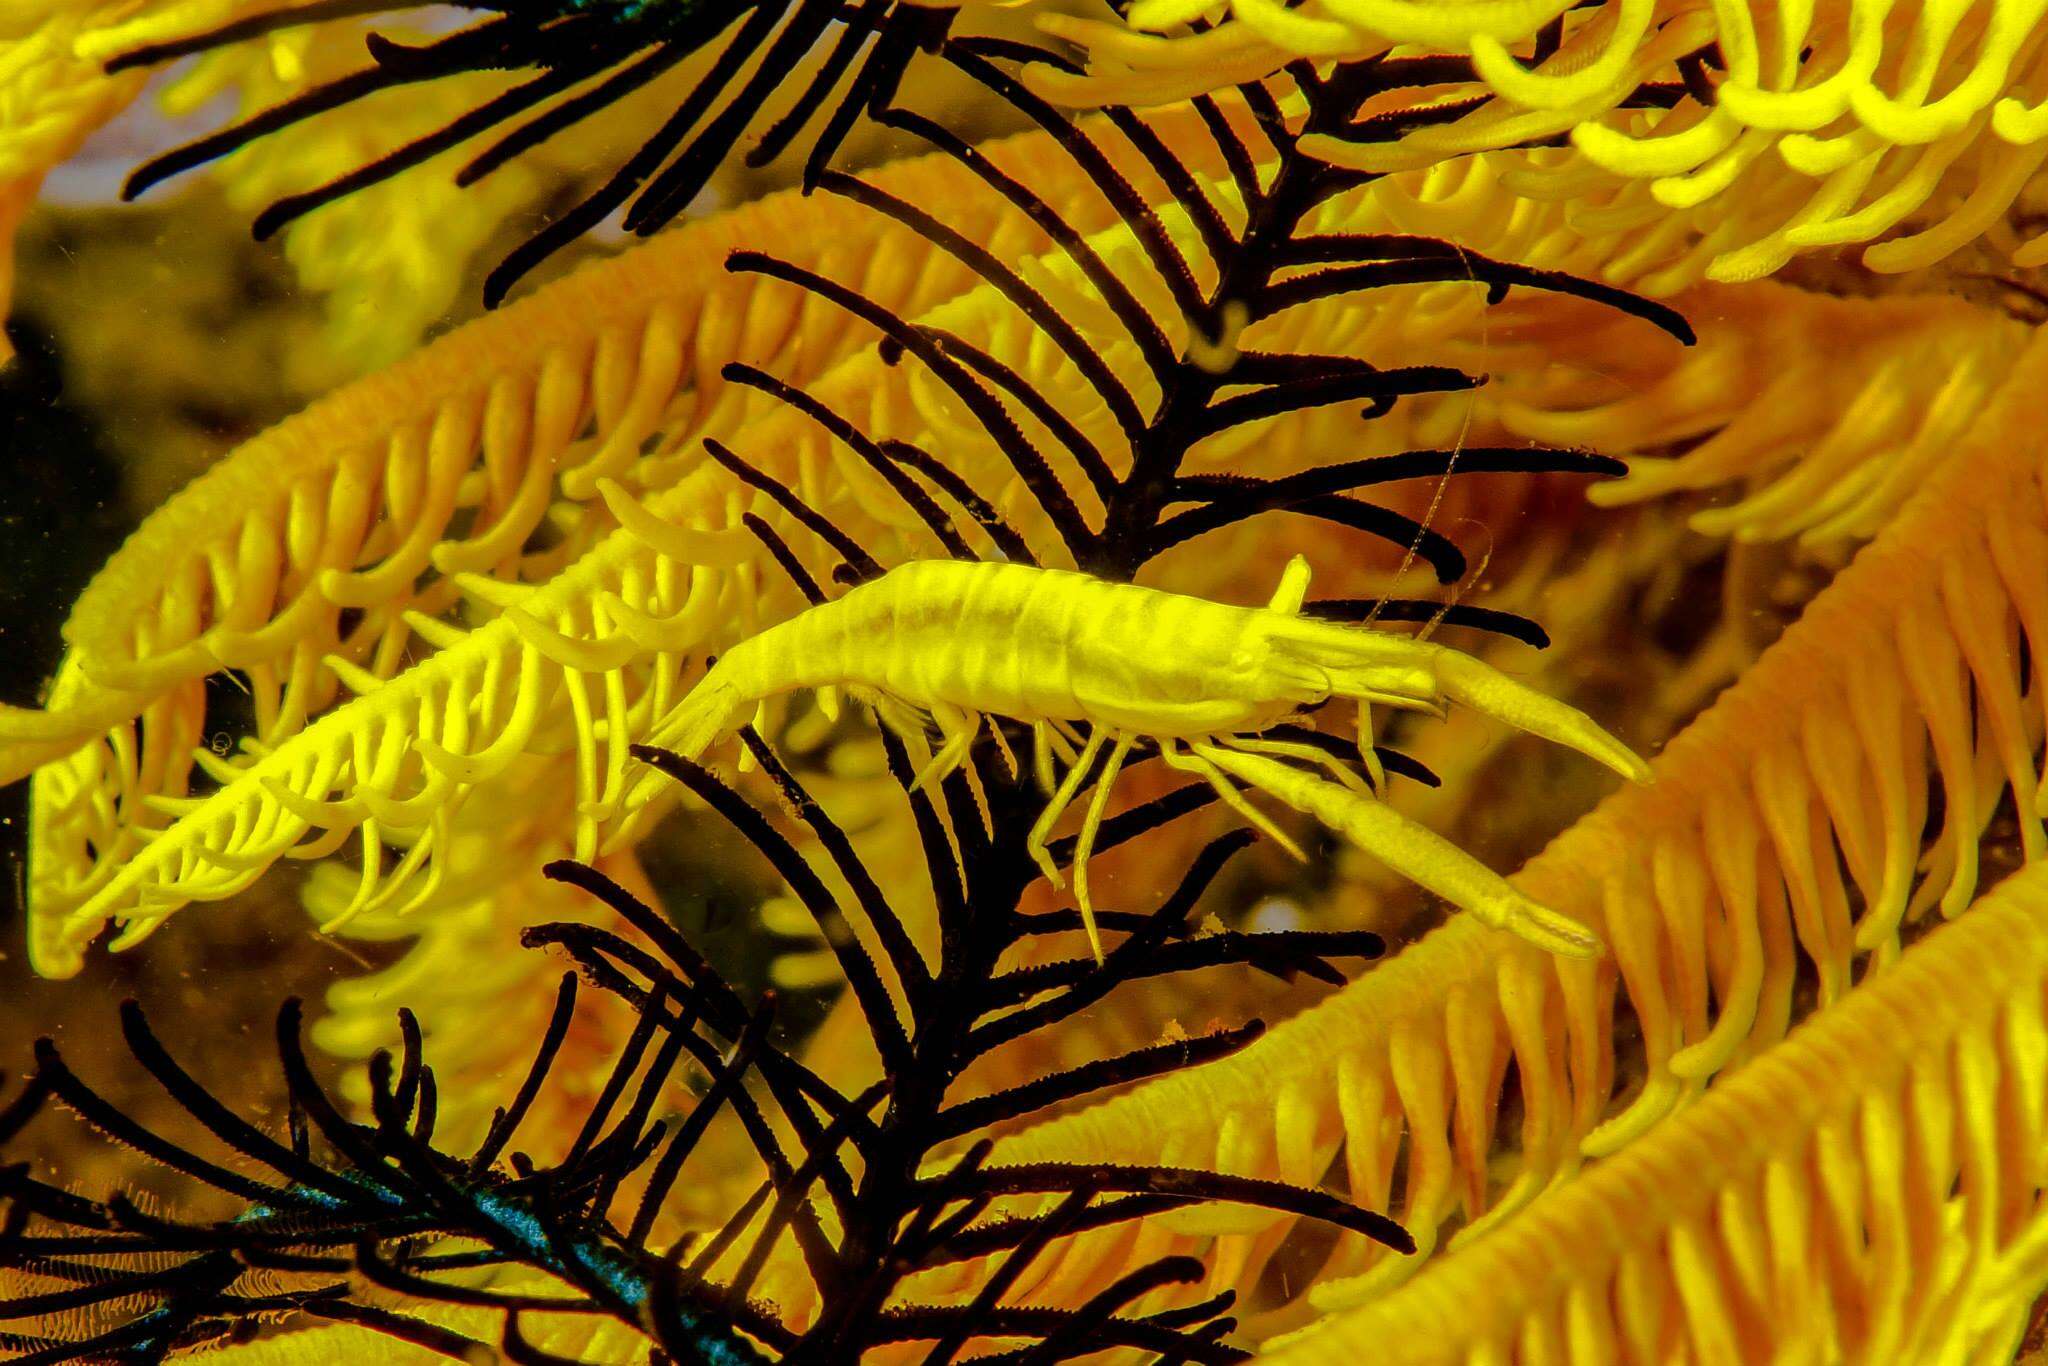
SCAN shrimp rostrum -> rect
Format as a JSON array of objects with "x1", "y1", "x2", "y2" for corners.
[{"x1": 640, "y1": 556, "x2": 1648, "y2": 959}]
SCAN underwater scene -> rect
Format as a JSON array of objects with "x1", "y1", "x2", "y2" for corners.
[{"x1": 6, "y1": 1, "x2": 2048, "y2": 1361}]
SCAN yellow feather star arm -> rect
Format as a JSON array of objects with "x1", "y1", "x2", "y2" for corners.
[
  {"x1": 1030, "y1": 0, "x2": 2048, "y2": 284},
  {"x1": 17, "y1": 137, "x2": 1704, "y2": 977},
  {"x1": 306, "y1": 843, "x2": 652, "y2": 1157},
  {"x1": 932, "y1": 326, "x2": 2048, "y2": 1329},
  {"x1": 1261, "y1": 853, "x2": 2048, "y2": 1364},
  {"x1": 13, "y1": 112, "x2": 1242, "y2": 976},
  {"x1": 1488, "y1": 278, "x2": 2032, "y2": 542}
]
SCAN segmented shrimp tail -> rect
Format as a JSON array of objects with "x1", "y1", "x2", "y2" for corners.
[
  {"x1": 1432, "y1": 651, "x2": 1651, "y2": 785},
  {"x1": 644, "y1": 673, "x2": 748, "y2": 762},
  {"x1": 619, "y1": 672, "x2": 751, "y2": 832}
]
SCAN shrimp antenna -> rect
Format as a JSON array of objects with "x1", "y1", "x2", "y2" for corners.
[
  {"x1": 1303, "y1": 596, "x2": 1550, "y2": 648},
  {"x1": 1363, "y1": 235, "x2": 1481, "y2": 629},
  {"x1": 1419, "y1": 519, "x2": 1496, "y2": 644}
]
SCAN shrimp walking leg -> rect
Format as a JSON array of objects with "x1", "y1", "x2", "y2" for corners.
[
  {"x1": 1071, "y1": 731, "x2": 1135, "y2": 960},
  {"x1": 912, "y1": 704, "x2": 981, "y2": 791},
  {"x1": 1027, "y1": 728, "x2": 1108, "y2": 892},
  {"x1": 1356, "y1": 703, "x2": 1387, "y2": 790},
  {"x1": 1223, "y1": 734, "x2": 1375, "y2": 796},
  {"x1": 1157, "y1": 740, "x2": 1309, "y2": 861},
  {"x1": 1031, "y1": 720, "x2": 1077, "y2": 795}
]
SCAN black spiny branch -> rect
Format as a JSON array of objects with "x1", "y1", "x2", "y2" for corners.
[{"x1": 0, "y1": 727, "x2": 1399, "y2": 1361}]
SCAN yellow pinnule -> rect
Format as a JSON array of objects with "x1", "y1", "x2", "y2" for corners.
[
  {"x1": 1031, "y1": 0, "x2": 2048, "y2": 283},
  {"x1": 1262, "y1": 850, "x2": 2048, "y2": 1363}
]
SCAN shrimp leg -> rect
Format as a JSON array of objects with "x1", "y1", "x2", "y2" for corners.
[
  {"x1": 1158, "y1": 739, "x2": 1308, "y2": 862},
  {"x1": 912, "y1": 704, "x2": 981, "y2": 791},
  {"x1": 1071, "y1": 731, "x2": 1134, "y2": 961},
  {"x1": 1032, "y1": 720, "x2": 1078, "y2": 795},
  {"x1": 986, "y1": 720, "x2": 1020, "y2": 780},
  {"x1": 1027, "y1": 727, "x2": 1109, "y2": 892},
  {"x1": 1357, "y1": 702, "x2": 1387, "y2": 791},
  {"x1": 1222, "y1": 733, "x2": 1373, "y2": 796}
]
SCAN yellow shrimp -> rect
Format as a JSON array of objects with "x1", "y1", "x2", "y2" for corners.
[{"x1": 640, "y1": 555, "x2": 1649, "y2": 959}]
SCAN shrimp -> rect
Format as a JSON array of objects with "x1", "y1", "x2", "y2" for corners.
[{"x1": 638, "y1": 556, "x2": 1649, "y2": 959}]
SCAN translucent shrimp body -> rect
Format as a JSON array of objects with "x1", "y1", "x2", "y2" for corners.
[{"x1": 645, "y1": 556, "x2": 1649, "y2": 958}]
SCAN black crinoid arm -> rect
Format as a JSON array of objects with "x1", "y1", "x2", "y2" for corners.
[
  {"x1": 107, "y1": 0, "x2": 957, "y2": 305},
  {"x1": 0, "y1": 974, "x2": 804, "y2": 1365},
  {"x1": 0, "y1": 736, "x2": 1403, "y2": 1363}
]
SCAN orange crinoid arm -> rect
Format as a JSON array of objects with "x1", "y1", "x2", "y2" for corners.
[
  {"x1": 1262, "y1": 851, "x2": 2048, "y2": 1364},
  {"x1": 921, "y1": 327, "x2": 2048, "y2": 1328}
]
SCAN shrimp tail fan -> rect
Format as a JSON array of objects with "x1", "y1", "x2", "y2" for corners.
[{"x1": 646, "y1": 665, "x2": 746, "y2": 761}]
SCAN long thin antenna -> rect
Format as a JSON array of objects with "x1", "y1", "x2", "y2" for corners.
[{"x1": 1364, "y1": 237, "x2": 1483, "y2": 630}]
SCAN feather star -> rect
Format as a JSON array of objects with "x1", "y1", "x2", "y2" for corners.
[{"x1": 6, "y1": 1, "x2": 2048, "y2": 1361}]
